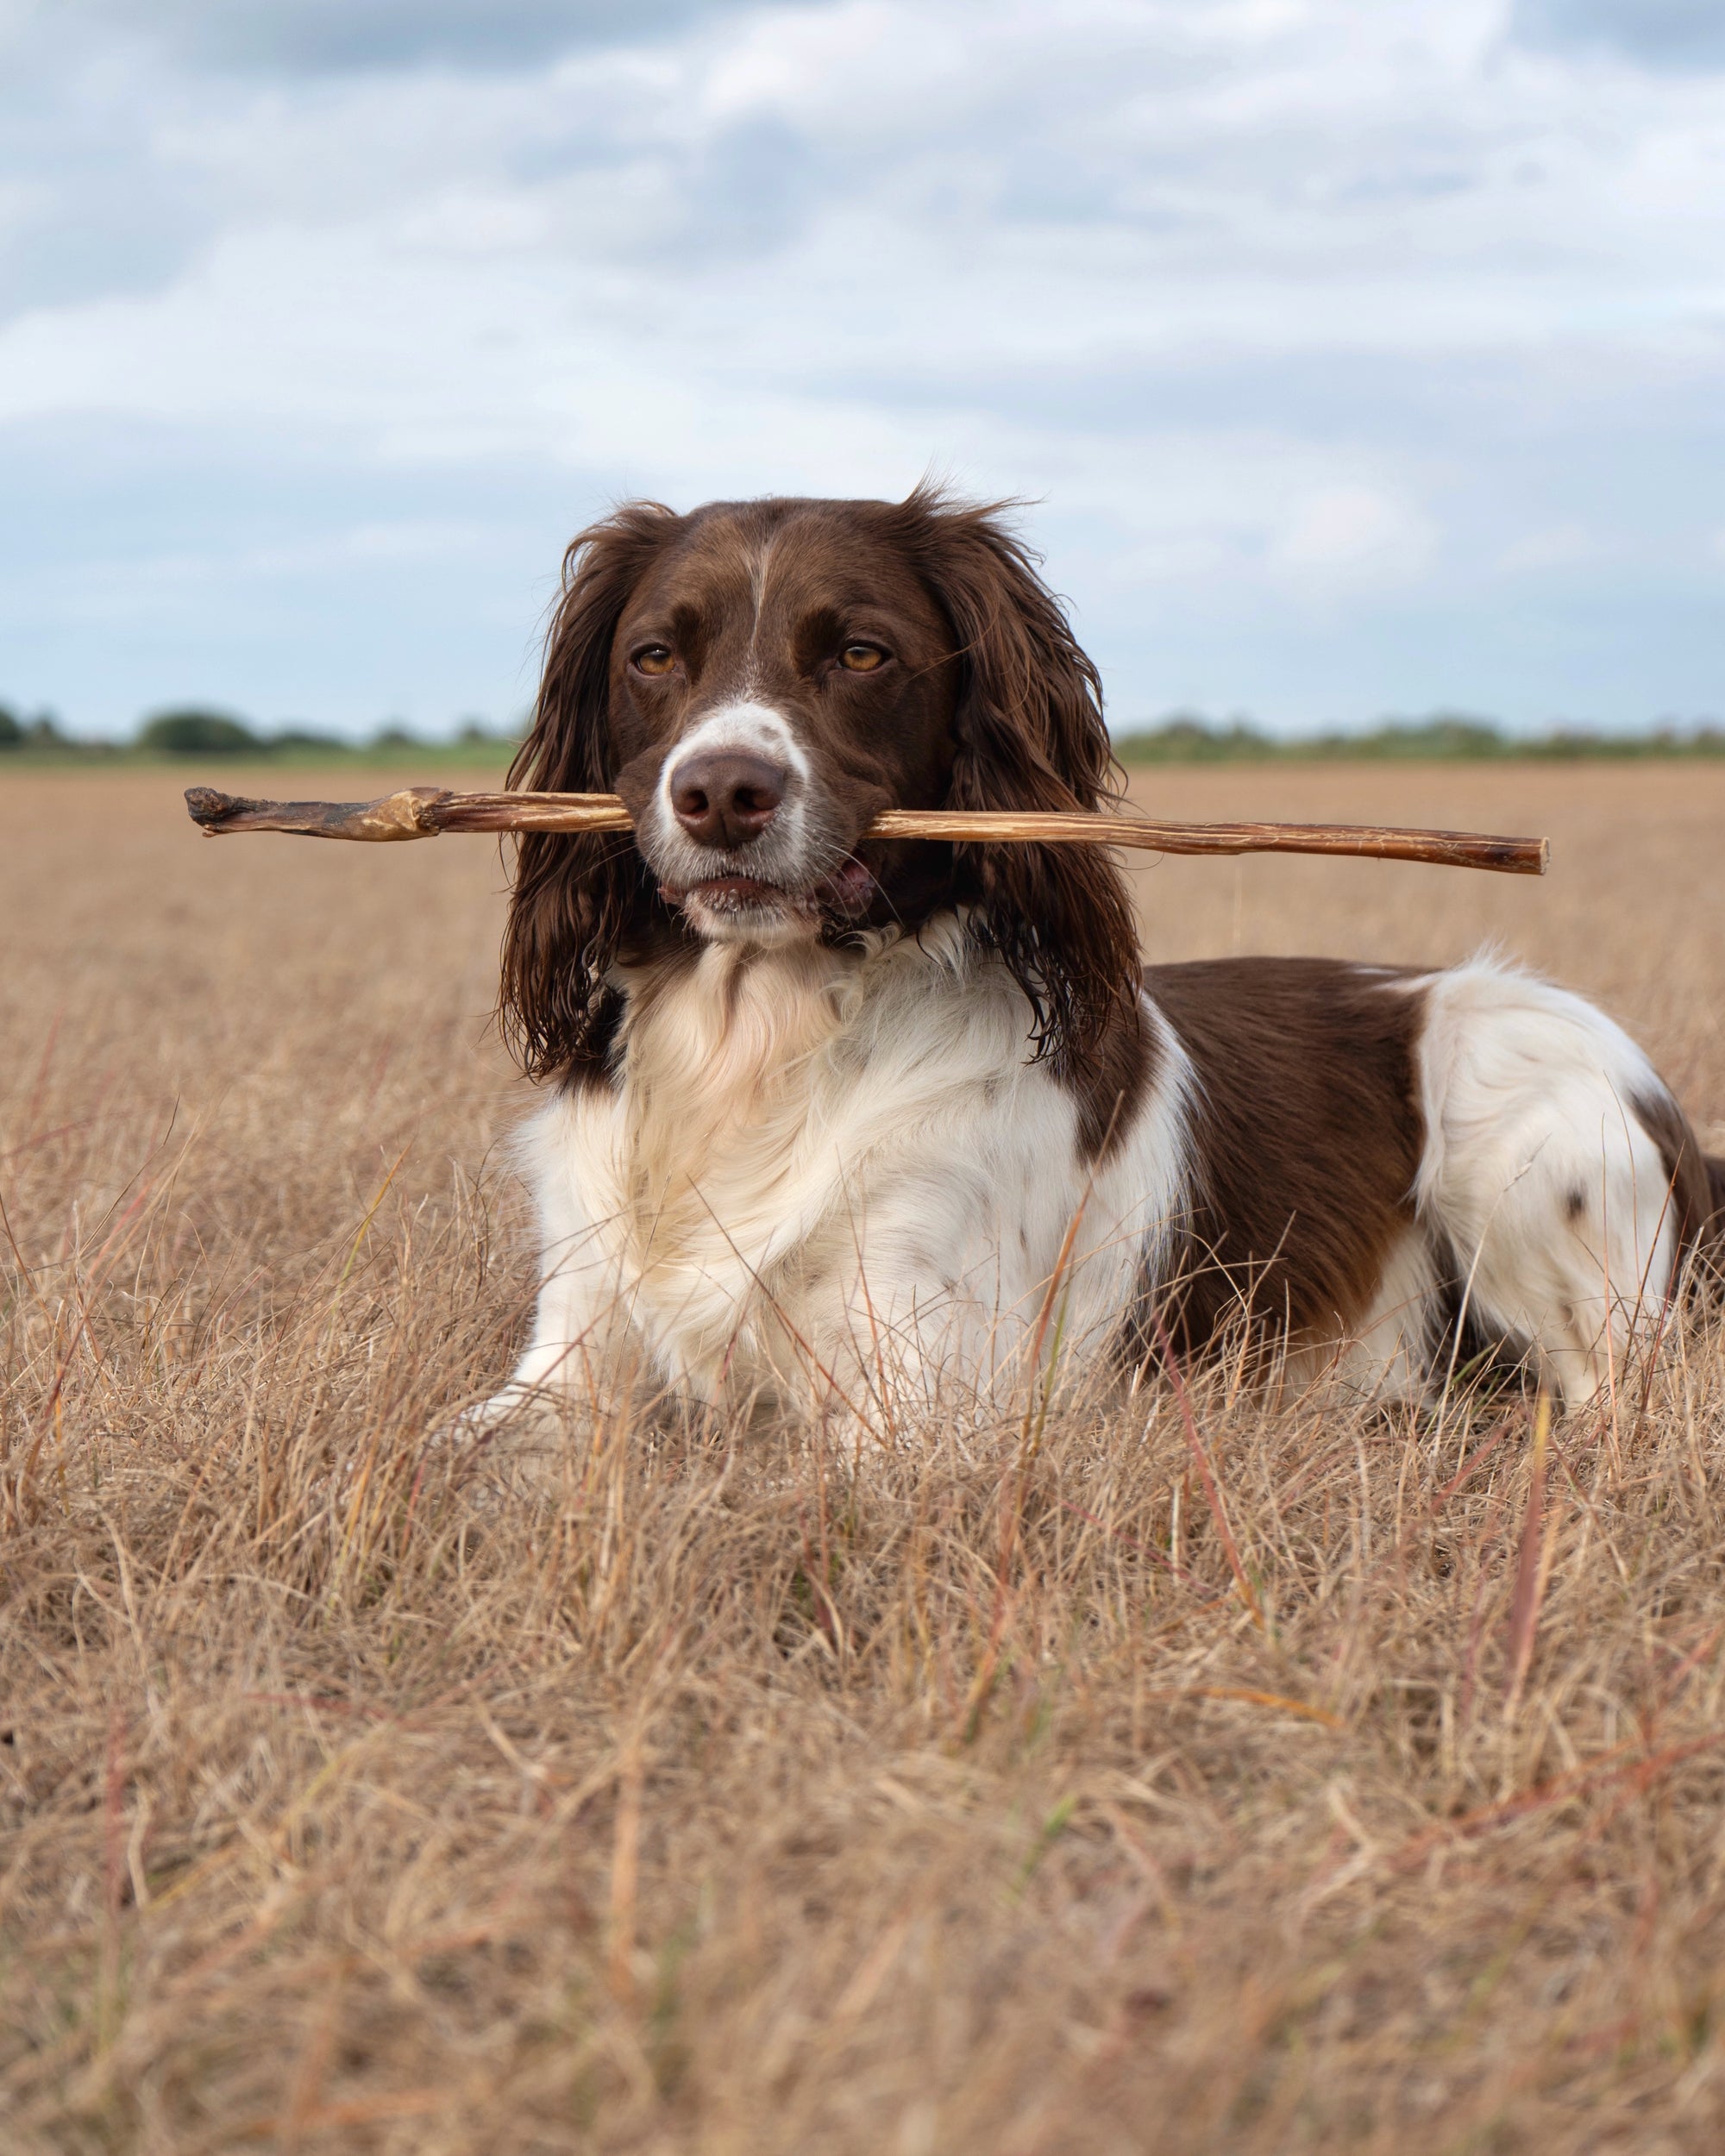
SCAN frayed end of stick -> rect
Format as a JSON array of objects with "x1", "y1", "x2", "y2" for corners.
[{"x1": 184, "y1": 787, "x2": 453, "y2": 841}]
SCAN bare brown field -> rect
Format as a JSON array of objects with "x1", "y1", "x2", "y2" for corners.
[{"x1": 5, "y1": 761, "x2": 1725, "y2": 2154}]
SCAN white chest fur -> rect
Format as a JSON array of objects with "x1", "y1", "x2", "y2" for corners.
[{"x1": 514, "y1": 921, "x2": 1193, "y2": 1413}]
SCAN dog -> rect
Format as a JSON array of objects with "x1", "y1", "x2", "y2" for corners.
[{"x1": 473, "y1": 486, "x2": 1722, "y2": 1439}]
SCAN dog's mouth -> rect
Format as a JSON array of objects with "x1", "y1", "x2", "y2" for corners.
[{"x1": 660, "y1": 855, "x2": 876, "y2": 925}]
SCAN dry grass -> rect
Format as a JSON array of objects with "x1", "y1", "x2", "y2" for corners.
[{"x1": 5, "y1": 761, "x2": 1725, "y2": 2155}]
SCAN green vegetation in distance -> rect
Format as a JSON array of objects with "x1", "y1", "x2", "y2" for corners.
[
  {"x1": 0, "y1": 705, "x2": 523, "y2": 766},
  {"x1": 1114, "y1": 712, "x2": 1725, "y2": 763},
  {"x1": 4, "y1": 701, "x2": 1725, "y2": 768}
]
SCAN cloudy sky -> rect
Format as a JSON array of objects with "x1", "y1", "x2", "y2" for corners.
[{"x1": 2, "y1": 0, "x2": 1722, "y2": 739}]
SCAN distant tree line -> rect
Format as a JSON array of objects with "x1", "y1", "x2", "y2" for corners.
[
  {"x1": 0, "y1": 706, "x2": 71, "y2": 749},
  {"x1": 0, "y1": 705, "x2": 522, "y2": 759},
  {"x1": 4, "y1": 701, "x2": 1724, "y2": 763},
  {"x1": 1112, "y1": 712, "x2": 1725, "y2": 763}
]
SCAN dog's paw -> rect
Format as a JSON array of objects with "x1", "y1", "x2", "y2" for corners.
[{"x1": 434, "y1": 1384, "x2": 576, "y2": 1503}]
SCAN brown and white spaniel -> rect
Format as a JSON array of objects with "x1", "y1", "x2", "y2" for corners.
[{"x1": 473, "y1": 486, "x2": 1721, "y2": 1438}]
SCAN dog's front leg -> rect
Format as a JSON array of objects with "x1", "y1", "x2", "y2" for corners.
[{"x1": 454, "y1": 1088, "x2": 638, "y2": 1483}]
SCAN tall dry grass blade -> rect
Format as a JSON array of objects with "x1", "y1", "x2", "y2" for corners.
[
  {"x1": 1151, "y1": 1686, "x2": 1345, "y2": 1728},
  {"x1": 608, "y1": 1733, "x2": 645, "y2": 2009},
  {"x1": 97, "y1": 1702, "x2": 125, "y2": 2054},
  {"x1": 1503, "y1": 1391, "x2": 1554, "y2": 1720},
  {"x1": 1145, "y1": 1306, "x2": 1264, "y2": 1628}
]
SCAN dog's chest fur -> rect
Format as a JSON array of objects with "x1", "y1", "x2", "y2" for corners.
[{"x1": 575, "y1": 918, "x2": 1097, "y2": 1395}]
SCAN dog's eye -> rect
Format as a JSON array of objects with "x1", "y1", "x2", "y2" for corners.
[
  {"x1": 632, "y1": 644, "x2": 675, "y2": 676},
  {"x1": 838, "y1": 643, "x2": 886, "y2": 673}
]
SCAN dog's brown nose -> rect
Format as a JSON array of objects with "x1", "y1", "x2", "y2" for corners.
[{"x1": 668, "y1": 749, "x2": 787, "y2": 848}]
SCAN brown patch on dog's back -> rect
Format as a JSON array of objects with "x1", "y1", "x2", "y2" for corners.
[{"x1": 1144, "y1": 958, "x2": 1427, "y2": 1356}]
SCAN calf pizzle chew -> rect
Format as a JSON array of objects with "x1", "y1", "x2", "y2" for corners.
[{"x1": 183, "y1": 785, "x2": 1550, "y2": 875}]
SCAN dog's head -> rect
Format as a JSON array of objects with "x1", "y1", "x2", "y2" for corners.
[{"x1": 501, "y1": 486, "x2": 1141, "y2": 1079}]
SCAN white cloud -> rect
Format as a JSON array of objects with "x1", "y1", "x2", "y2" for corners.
[
  {"x1": 1270, "y1": 486, "x2": 1438, "y2": 593},
  {"x1": 1496, "y1": 522, "x2": 1597, "y2": 573}
]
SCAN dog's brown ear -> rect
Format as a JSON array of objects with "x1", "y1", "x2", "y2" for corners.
[
  {"x1": 905, "y1": 488, "x2": 1141, "y2": 1072},
  {"x1": 500, "y1": 502, "x2": 680, "y2": 1081}
]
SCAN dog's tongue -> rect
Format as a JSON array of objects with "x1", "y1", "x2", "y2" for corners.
[{"x1": 814, "y1": 856, "x2": 875, "y2": 914}]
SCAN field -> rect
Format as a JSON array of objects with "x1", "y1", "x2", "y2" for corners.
[{"x1": 5, "y1": 761, "x2": 1725, "y2": 2153}]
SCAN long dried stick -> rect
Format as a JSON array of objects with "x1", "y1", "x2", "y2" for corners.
[{"x1": 184, "y1": 785, "x2": 1549, "y2": 875}]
